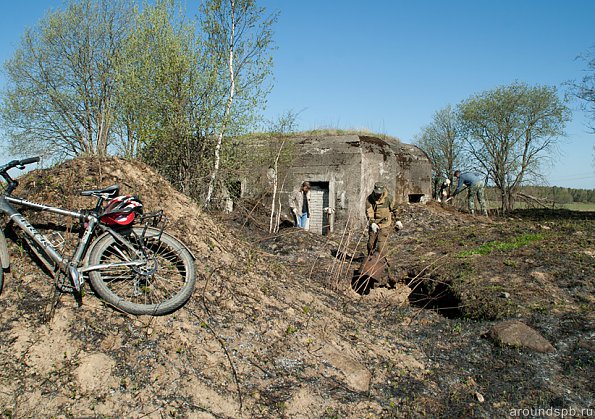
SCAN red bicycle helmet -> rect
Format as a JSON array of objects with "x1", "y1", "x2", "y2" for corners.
[{"x1": 100, "y1": 195, "x2": 143, "y2": 226}]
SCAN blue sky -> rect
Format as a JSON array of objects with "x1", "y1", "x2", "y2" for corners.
[{"x1": 1, "y1": 0, "x2": 593, "y2": 188}]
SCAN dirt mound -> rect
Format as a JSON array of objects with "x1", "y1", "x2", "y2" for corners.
[
  {"x1": 0, "y1": 158, "x2": 423, "y2": 417},
  {"x1": 11, "y1": 157, "x2": 218, "y2": 259},
  {"x1": 0, "y1": 157, "x2": 593, "y2": 417}
]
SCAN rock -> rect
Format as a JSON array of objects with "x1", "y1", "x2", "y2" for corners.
[
  {"x1": 530, "y1": 270, "x2": 551, "y2": 282},
  {"x1": 499, "y1": 292, "x2": 510, "y2": 299},
  {"x1": 320, "y1": 345, "x2": 372, "y2": 392},
  {"x1": 475, "y1": 392, "x2": 485, "y2": 403},
  {"x1": 489, "y1": 320, "x2": 555, "y2": 353}
]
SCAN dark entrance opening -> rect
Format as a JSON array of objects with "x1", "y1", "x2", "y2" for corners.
[
  {"x1": 351, "y1": 274, "x2": 375, "y2": 295},
  {"x1": 406, "y1": 274, "x2": 463, "y2": 318},
  {"x1": 309, "y1": 181, "x2": 330, "y2": 235},
  {"x1": 408, "y1": 194, "x2": 424, "y2": 203}
]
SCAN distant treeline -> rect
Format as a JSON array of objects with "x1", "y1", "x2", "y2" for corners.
[{"x1": 486, "y1": 186, "x2": 595, "y2": 204}]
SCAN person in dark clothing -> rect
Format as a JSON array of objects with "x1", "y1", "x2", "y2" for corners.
[
  {"x1": 451, "y1": 170, "x2": 488, "y2": 216},
  {"x1": 365, "y1": 182, "x2": 403, "y2": 256}
]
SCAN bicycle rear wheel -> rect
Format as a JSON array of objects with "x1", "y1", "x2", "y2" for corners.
[{"x1": 87, "y1": 227, "x2": 196, "y2": 315}]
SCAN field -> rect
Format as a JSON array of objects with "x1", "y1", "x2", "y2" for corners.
[
  {"x1": 559, "y1": 202, "x2": 595, "y2": 211},
  {"x1": 448, "y1": 190, "x2": 595, "y2": 213}
]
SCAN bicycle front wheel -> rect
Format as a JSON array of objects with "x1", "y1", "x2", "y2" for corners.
[{"x1": 87, "y1": 227, "x2": 196, "y2": 315}]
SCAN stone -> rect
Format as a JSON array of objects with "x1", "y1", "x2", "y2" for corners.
[{"x1": 489, "y1": 320, "x2": 555, "y2": 353}]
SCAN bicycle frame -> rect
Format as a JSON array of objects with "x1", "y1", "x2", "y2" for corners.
[
  {"x1": 0, "y1": 157, "x2": 198, "y2": 315},
  {"x1": 1, "y1": 195, "x2": 92, "y2": 268},
  {"x1": 0, "y1": 194, "x2": 146, "y2": 291}
]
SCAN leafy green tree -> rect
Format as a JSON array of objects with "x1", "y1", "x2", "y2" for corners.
[
  {"x1": 1, "y1": 0, "x2": 133, "y2": 159},
  {"x1": 415, "y1": 105, "x2": 467, "y2": 197},
  {"x1": 459, "y1": 82, "x2": 570, "y2": 212},
  {"x1": 115, "y1": 0, "x2": 210, "y2": 196},
  {"x1": 1, "y1": 0, "x2": 277, "y2": 208},
  {"x1": 115, "y1": 0, "x2": 193, "y2": 159},
  {"x1": 200, "y1": 0, "x2": 278, "y2": 206}
]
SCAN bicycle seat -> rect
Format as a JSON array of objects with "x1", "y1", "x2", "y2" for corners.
[{"x1": 80, "y1": 185, "x2": 120, "y2": 198}]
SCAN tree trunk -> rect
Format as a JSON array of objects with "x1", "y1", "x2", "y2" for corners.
[
  {"x1": 269, "y1": 139, "x2": 286, "y2": 233},
  {"x1": 204, "y1": 0, "x2": 236, "y2": 207},
  {"x1": 501, "y1": 189, "x2": 509, "y2": 213},
  {"x1": 506, "y1": 189, "x2": 515, "y2": 212}
]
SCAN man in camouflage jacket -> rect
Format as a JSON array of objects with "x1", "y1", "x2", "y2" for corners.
[{"x1": 365, "y1": 182, "x2": 402, "y2": 256}]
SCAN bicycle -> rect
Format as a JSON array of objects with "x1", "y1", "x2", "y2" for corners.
[{"x1": 0, "y1": 157, "x2": 197, "y2": 315}]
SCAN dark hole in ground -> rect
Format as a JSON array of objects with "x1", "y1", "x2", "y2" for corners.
[
  {"x1": 407, "y1": 276, "x2": 463, "y2": 319},
  {"x1": 351, "y1": 254, "x2": 392, "y2": 295},
  {"x1": 351, "y1": 273, "x2": 375, "y2": 295},
  {"x1": 278, "y1": 219, "x2": 294, "y2": 229}
]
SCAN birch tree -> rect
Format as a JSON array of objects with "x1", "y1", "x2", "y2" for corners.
[{"x1": 200, "y1": 0, "x2": 277, "y2": 206}]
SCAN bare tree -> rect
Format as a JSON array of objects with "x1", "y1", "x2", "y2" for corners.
[
  {"x1": 567, "y1": 46, "x2": 595, "y2": 135},
  {"x1": 266, "y1": 110, "x2": 299, "y2": 232},
  {"x1": 459, "y1": 82, "x2": 571, "y2": 212},
  {"x1": 1, "y1": 0, "x2": 133, "y2": 159},
  {"x1": 415, "y1": 105, "x2": 466, "y2": 197}
]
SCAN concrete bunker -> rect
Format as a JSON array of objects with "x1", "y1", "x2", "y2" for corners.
[{"x1": 239, "y1": 133, "x2": 432, "y2": 235}]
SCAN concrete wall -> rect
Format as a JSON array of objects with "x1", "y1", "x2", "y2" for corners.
[
  {"x1": 241, "y1": 134, "x2": 432, "y2": 234},
  {"x1": 281, "y1": 135, "x2": 363, "y2": 234},
  {"x1": 394, "y1": 143, "x2": 433, "y2": 204}
]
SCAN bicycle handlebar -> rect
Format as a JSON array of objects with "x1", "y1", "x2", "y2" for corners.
[
  {"x1": 19, "y1": 157, "x2": 41, "y2": 165},
  {"x1": 0, "y1": 157, "x2": 40, "y2": 195},
  {"x1": 0, "y1": 157, "x2": 40, "y2": 174}
]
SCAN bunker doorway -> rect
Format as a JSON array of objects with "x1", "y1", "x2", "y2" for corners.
[
  {"x1": 408, "y1": 194, "x2": 425, "y2": 203},
  {"x1": 309, "y1": 181, "x2": 331, "y2": 235}
]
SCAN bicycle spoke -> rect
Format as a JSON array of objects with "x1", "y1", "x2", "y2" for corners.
[{"x1": 88, "y1": 227, "x2": 195, "y2": 314}]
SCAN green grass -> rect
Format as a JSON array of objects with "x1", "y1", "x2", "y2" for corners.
[
  {"x1": 457, "y1": 233, "x2": 544, "y2": 257},
  {"x1": 559, "y1": 202, "x2": 595, "y2": 211}
]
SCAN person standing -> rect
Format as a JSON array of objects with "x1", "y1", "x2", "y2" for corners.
[
  {"x1": 289, "y1": 181, "x2": 311, "y2": 229},
  {"x1": 451, "y1": 170, "x2": 488, "y2": 216},
  {"x1": 437, "y1": 177, "x2": 451, "y2": 203},
  {"x1": 365, "y1": 182, "x2": 402, "y2": 256}
]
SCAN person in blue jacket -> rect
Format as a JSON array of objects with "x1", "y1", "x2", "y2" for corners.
[{"x1": 451, "y1": 170, "x2": 488, "y2": 216}]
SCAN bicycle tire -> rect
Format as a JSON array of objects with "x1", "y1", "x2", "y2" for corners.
[{"x1": 87, "y1": 227, "x2": 196, "y2": 315}]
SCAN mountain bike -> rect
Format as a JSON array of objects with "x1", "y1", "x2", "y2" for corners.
[{"x1": 0, "y1": 157, "x2": 197, "y2": 315}]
